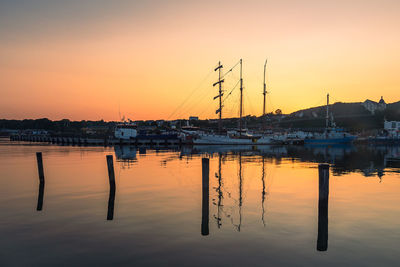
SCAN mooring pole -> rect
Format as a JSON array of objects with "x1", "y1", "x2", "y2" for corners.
[
  {"x1": 201, "y1": 158, "x2": 209, "y2": 236},
  {"x1": 317, "y1": 163, "x2": 329, "y2": 251},
  {"x1": 35, "y1": 152, "x2": 45, "y2": 211},
  {"x1": 106, "y1": 155, "x2": 116, "y2": 220},
  {"x1": 106, "y1": 155, "x2": 115, "y2": 187},
  {"x1": 36, "y1": 152, "x2": 45, "y2": 183}
]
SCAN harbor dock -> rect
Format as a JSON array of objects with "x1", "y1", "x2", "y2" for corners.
[{"x1": 9, "y1": 134, "x2": 182, "y2": 146}]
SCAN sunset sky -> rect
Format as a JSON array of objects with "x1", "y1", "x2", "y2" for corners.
[{"x1": 1, "y1": 0, "x2": 399, "y2": 121}]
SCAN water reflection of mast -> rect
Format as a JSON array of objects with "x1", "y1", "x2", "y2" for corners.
[
  {"x1": 214, "y1": 153, "x2": 223, "y2": 228},
  {"x1": 261, "y1": 156, "x2": 266, "y2": 227},
  {"x1": 238, "y1": 152, "x2": 243, "y2": 232}
]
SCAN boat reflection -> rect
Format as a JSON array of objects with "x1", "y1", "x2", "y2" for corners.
[
  {"x1": 214, "y1": 154, "x2": 223, "y2": 229},
  {"x1": 107, "y1": 183, "x2": 116, "y2": 220},
  {"x1": 180, "y1": 145, "x2": 400, "y2": 179},
  {"x1": 114, "y1": 146, "x2": 137, "y2": 168},
  {"x1": 200, "y1": 151, "x2": 273, "y2": 234},
  {"x1": 200, "y1": 155, "x2": 331, "y2": 252},
  {"x1": 112, "y1": 143, "x2": 400, "y2": 176},
  {"x1": 261, "y1": 157, "x2": 266, "y2": 227}
]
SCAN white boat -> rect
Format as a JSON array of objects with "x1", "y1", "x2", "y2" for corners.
[
  {"x1": 114, "y1": 121, "x2": 137, "y2": 140},
  {"x1": 190, "y1": 131, "x2": 275, "y2": 145}
]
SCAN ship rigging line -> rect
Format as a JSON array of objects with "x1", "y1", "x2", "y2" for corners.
[
  {"x1": 167, "y1": 68, "x2": 214, "y2": 120},
  {"x1": 221, "y1": 79, "x2": 240, "y2": 105},
  {"x1": 172, "y1": 60, "x2": 240, "y2": 119},
  {"x1": 221, "y1": 60, "x2": 241, "y2": 79}
]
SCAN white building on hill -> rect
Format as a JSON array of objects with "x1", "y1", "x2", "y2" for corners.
[{"x1": 362, "y1": 96, "x2": 387, "y2": 114}]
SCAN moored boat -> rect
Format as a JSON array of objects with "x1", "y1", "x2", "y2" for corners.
[
  {"x1": 114, "y1": 121, "x2": 137, "y2": 140},
  {"x1": 304, "y1": 94, "x2": 356, "y2": 145}
]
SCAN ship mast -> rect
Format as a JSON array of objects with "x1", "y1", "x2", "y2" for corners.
[
  {"x1": 239, "y1": 59, "x2": 243, "y2": 136},
  {"x1": 213, "y1": 62, "x2": 224, "y2": 133},
  {"x1": 263, "y1": 59, "x2": 267, "y2": 116},
  {"x1": 326, "y1": 93, "x2": 329, "y2": 129}
]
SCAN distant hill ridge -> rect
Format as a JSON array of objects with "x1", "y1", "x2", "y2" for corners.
[
  {"x1": 289, "y1": 98, "x2": 400, "y2": 120},
  {"x1": 278, "y1": 98, "x2": 400, "y2": 130}
]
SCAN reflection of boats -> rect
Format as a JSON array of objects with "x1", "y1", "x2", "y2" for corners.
[
  {"x1": 182, "y1": 145, "x2": 287, "y2": 156},
  {"x1": 189, "y1": 145, "x2": 258, "y2": 154},
  {"x1": 179, "y1": 144, "x2": 400, "y2": 178},
  {"x1": 304, "y1": 94, "x2": 356, "y2": 145},
  {"x1": 208, "y1": 152, "x2": 273, "y2": 232},
  {"x1": 114, "y1": 146, "x2": 137, "y2": 162}
]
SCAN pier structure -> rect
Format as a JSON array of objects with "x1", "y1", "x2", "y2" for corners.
[{"x1": 10, "y1": 134, "x2": 182, "y2": 147}]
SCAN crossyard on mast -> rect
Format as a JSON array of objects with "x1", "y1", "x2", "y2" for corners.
[{"x1": 213, "y1": 61, "x2": 224, "y2": 133}]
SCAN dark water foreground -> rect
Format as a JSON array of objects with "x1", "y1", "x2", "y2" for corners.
[{"x1": 0, "y1": 139, "x2": 399, "y2": 266}]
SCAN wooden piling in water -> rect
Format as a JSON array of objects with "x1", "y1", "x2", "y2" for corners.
[
  {"x1": 36, "y1": 152, "x2": 45, "y2": 183},
  {"x1": 201, "y1": 158, "x2": 209, "y2": 236},
  {"x1": 106, "y1": 155, "x2": 116, "y2": 220},
  {"x1": 317, "y1": 163, "x2": 329, "y2": 251},
  {"x1": 35, "y1": 152, "x2": 45, "y2": 211},
  {"x1": 106, "y1": 155, "x2": 115, "y2": 187}
]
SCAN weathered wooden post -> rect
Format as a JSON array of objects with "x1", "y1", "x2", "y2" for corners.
[
  {"x1": 36, "y1": 152, "x2": 45, "y2": 211},
  {"x1": 106, "y1": 155, "x2": 115, "y2": 187},
  {"x1": 201, "y1": 158, "x2": 209, "y2": 236},
  {"x1": 317, "y1": 163, "x2": 329, "y2": 251},
  {"x1": 106, "y1": 155, "x2": 116, "y2": 220},
  {"x1": 36, "y1": 152, "x2": 45, "y2": 183}
]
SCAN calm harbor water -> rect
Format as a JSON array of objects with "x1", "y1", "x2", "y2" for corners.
[{"x1": 0, "y1": 138, "x2": 399, "y2": 266}]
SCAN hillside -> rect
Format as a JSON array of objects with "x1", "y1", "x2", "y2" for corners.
[{"x1": 277, "y1": 100, "x2": 400, "y2": 130}]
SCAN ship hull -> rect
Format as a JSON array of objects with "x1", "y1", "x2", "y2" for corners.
[
  {"x1": 192, "y1": 134, "x2": 275, "y2": 145},
  {"x1": 304, "y1": 136, "x2": 356, "y2": 145}
]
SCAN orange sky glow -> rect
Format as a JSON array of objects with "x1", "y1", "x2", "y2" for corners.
[{"x1": 0, "y1": 0, "x2": 399, "y2": 121}]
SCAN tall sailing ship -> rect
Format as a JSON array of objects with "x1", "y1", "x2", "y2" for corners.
[{"x1": 183, "y1": 59, "x2": 276, "y2": 145}]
